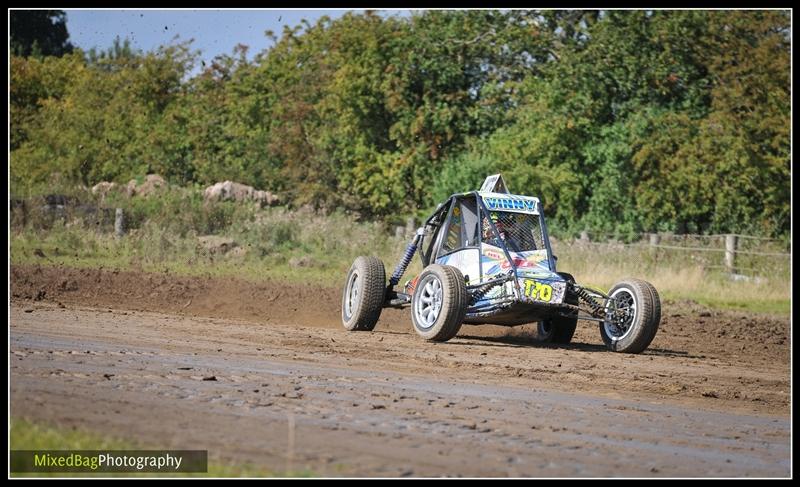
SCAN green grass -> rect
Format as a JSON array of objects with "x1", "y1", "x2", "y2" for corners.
[
  {"x1": 10, "y1": 187, "x2": 789, "y2": 315},
  {"x1": 10, "y1": 201, "x2": 411, "y2": 287},
  {"x1": 10, "y1": 418, "x2": 314, "y2": 478},
  {"x1": 553, "y1": 242, "x2": 790, "y2": 315}
]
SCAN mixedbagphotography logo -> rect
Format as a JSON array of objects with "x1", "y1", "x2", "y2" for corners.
[{"x1": 11, "y1": 450, "x2": 208, "y2": 473}]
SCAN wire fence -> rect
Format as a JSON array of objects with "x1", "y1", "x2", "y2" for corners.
[
  {"x1": 574, "y1": 230, "x2": 789, "y2": 244},
  {"x1": 11, "y1": 196, "x2": 791, "y2": 279},
  {"x1": 573, "y1": 241, "x2": 790, "y2": 257},
  {"x1": 554, "y1": 231, "x2": 790, "y2": 279}
]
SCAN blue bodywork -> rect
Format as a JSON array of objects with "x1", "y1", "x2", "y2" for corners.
[{"x1": 409, "y1": 190, "x2": 571, "y2": 326}]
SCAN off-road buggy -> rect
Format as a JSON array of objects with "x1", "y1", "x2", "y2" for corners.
[{"x1": 342, "y1": 175, "x2": 661, "y2": 353}]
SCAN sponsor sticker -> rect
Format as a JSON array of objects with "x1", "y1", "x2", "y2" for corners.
[{"x1": 522, "y1": 279, "x2": 553, "y2": 302}]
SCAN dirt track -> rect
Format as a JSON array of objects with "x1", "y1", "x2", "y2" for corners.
[{"x1": 10, "y1": 265, "x2": 791, "y2": 477}]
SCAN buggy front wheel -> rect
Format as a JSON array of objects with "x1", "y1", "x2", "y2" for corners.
[
  {"x1": 411, "y1": 264, "x2": 467, "y2": 342},
  {"x1": 600, "y1": 278, "x2": 661, "y2": 353}
]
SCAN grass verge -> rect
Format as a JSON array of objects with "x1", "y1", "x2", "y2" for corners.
[
  {"x1": 10, "y1": 418, "x2": 314, "y2": 478},
  {"x1": 10, "y1": 188, "x2": 789, "y2": 315}
]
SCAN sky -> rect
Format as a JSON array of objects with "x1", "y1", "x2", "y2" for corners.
[{"x1": 63, "y1": 9, "x2": 396, "y2": 66}]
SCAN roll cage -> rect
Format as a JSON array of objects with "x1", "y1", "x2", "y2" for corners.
[{"x1": 418, "y1": 191, "x2": 558, "y2": 280}]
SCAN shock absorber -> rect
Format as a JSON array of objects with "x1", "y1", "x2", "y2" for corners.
[
  {"x1": 469, "y1": 281, "x2": 498, "y2": 304},
  {"x1": 575, "y1": 286, "x2": 605, "y2": 317},
  {"x1": 389, "y1": 231, "x2": 422, "y2": 287},
  {"x1": 468, "y1": 272, "x2": 513, "y2": 304},
  {"x1": 470, "y1": 282, "x2": 496, "y2": 304}
]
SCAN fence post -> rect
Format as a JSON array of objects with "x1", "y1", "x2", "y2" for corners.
[
  {"x1": 725, "y1": 234, "x2": 738, "y2": 274},
  {"x1": 405, "y1": 217, "x2": 415, "y2": 238},
  {"x1": 649, "y1": 233, "x2": 660, "y2": 255},
  {"x1": 114, "y1": 208, "x2": 126, "y2": 237}
]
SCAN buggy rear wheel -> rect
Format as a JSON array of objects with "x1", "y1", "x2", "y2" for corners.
[
  {"x1": 342, "y1": 256, "x2": 385, "y2": 331},
  {"x1": 536, "y1": 272, "x2": 578, "y2": 344},
  {"x1": 411, "y1": 264, "x2": 467, "y2": 342}
]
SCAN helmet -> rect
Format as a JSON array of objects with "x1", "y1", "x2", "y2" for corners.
[{"x1": 483, "y1": 212, "x2": 505, "y2": 240}]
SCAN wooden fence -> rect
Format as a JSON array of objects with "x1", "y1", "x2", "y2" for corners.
[{"x1": 571, "y1": 231, "x2": 790, "y2": 275}]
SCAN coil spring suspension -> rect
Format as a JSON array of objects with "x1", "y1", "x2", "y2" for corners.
[
  {"x1": 469, "y1": 272, "x2": 513, "y2": 304},
  {"x1": 575, "y1": 287, "x2": 605, "y2": 317},
  {"x1": 469, "y1": 281, "x2": 498, "y2": 304},
  {"x1": 389, "y1": 235, "x2": 420, "y2": 287}
]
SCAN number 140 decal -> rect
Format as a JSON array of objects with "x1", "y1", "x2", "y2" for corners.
[{"x1": 523, "y1": 279, "x2": 552, "y2": 302}]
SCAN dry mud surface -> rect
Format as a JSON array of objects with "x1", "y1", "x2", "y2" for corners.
[{"x1": 10, "y1": 265, "x2": 791, "y2": 477}]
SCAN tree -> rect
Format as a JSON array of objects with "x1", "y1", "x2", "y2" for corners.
[
  {"x1": 12, "y1": 41, "x2": 196, "y2": 187},
  {"x1": 9, "y1": 10, "x2": 790, "y2": 236},
  {"x1": 10, "y1": 10, "x2": 74, "y2": 57},
  {"x1": 86, "y1": 36, "x2": 141, "y2": 69}
]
